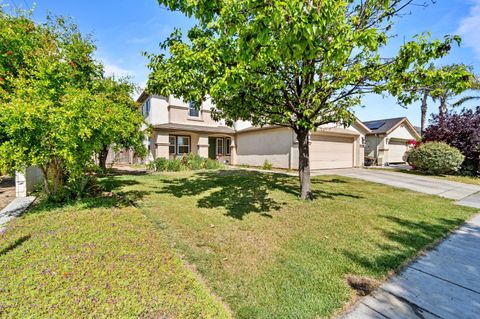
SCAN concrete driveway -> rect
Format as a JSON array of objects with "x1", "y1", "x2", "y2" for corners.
[{"x1": 312, "y1": 168, "x2": 480, "y2": 208}]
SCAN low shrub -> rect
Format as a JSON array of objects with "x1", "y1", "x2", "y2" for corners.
[
  {"x1": 262, "y1": 160, "x2": 273, "y2": 170},
  {"x1": 408, "y1": 142, "x2": 464, "y2": 175},
  {"x1": 149, "y1": 154, "x2": 223, "y2": 172},
  {"x1": 205, "y1": 158, "x2": 223, "y2": 170}
]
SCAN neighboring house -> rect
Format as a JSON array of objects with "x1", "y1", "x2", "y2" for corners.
[
  {"x1": 363, "y1": 117, "x2": 421, "y2": 166},
  {"x1": 124, "y1": 92, "x2": 371, "y2": 170}
]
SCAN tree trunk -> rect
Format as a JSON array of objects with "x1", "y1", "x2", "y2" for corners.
[
  {"x1": 420, "y1": 89, "x2": 428, "y2": 136},
  {"x1": 296, "y1": 128, "x2": 313, "y2": 200},
  {"x1": 439, "y1": 95, "x2": 447, "y2": 118},
  {"x1": 39, "y1": 165, "x2": 50, "y2": 196},
  {"x1": 98, "y1": 146, "x2": 109, "y2": 172}
]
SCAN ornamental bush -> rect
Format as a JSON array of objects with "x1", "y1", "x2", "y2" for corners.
[
  {"x1": 424, "y1": 107, "x2": 480, "y2": 176},
  {"x1": 148, "y1": 154, "x2": 223, "y2": 172},
  {"x1": 408, "y1": 142, "x2": 464, "y2": 175}
]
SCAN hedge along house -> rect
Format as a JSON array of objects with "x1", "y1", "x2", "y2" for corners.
[
  {"x1": 363, "y1": 117, "x2": 421, "y2": 166},
  {"x1": 129, "y1": 92, "x2": 370, "y2": 170}
]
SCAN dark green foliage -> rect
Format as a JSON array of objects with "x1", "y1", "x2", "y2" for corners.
[{"x1": 408, "y1": 142, "x2": 464, "y2": 175}]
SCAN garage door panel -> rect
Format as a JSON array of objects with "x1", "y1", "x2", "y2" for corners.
[
  {"x1": 310, "y1": 135, "x2": 354, "y2": 169},
  {"x1": 388, "y1": 141, "x2": 408, "y2": 163}
]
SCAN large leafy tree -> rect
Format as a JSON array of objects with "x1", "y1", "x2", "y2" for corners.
[
  {"x1": 147, "y1": 0, "x2": 459, "y2": 199},
  {"x1": 0, "y1": 10, "x2": 146, "y2": 196},
  {"x1": 91, "y1": 76, "x2": 147, "y2": 172}
]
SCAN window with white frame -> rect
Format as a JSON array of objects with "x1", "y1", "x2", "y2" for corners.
[
  {"x1": 177, "y1": 136, "x2": 191, "y2": 154},
  {"x1": 188, "y1": 101, "x2": 200, "y2": 117},
  {"x1": 169, "y1": 136, "x2": 176, "y2": 154},
  {"x1": 225, "y1": 138, "x2": 231, "y2": 155},
  {"x1": 216, "y1": 138, "x2": 224, "y2": 155},
  {"x1": 142, "y1": 98, "x2": 151, "y2": 116}
]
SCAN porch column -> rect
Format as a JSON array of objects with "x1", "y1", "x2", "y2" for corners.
[
  {"x1": 230, "y1": 136, "x2": 237, "y2": 165},
  {"x1": 197, "y1": 134, "x2": 209, "y2": 158},
  {"x1": 155, "y1": 131, "x2": 170, "y2": 159}
]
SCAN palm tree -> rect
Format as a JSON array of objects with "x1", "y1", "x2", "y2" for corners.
[{"x1": 452, "y1": 75, "x2": 480, "y2": 107}]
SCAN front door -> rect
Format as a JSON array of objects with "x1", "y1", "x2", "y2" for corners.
[{"x1": 208, "y1": 137, "x2": 216, "y2": 159}]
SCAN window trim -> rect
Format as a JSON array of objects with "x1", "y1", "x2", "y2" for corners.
[
  {"x1": 225, "y1": 137, "x2": 231, "y2": 155},
  {"x1": 188, "y1": 101, "x2": 200, "y2": 118},
  {"x1": 216, "y1": 138, "x2": 224, "y2": 156},
  {"x1": 176, "y1": 135, "x2": 191, "y2": 155},
  {"x1": 169, "y1": 136, "x2": 176, "y2": 154}
]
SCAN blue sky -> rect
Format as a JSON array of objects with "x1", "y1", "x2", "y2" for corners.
[{"x1": 3, "y1": 0, "x2": 480, "y2": 126}]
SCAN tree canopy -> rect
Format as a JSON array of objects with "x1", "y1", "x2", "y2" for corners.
[
  {"x1": 147, "y1": 0, "x2": 460, "y2": 199},
  {"x1": 0, "y1": 9, "x2": 146, "y2": 198}
]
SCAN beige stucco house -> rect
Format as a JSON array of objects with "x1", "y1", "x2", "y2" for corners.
[
  {"x1": 126, "y1": 93, "x2": 371, "y2": 170},
  {"x1": 364, "y1": 117, "x2": 421, "y2": 166}
]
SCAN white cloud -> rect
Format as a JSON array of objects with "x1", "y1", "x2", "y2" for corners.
[
  {"x1": 102, "y1": 61, "x2": 136, "y2": 78},
  {"x1": 457, "y1": 0, "x2": 480, "y2": 59}
]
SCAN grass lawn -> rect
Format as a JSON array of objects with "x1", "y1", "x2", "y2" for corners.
[
  {"x1": 373, "y1": 168, "x2": 480, "y2": 186},
  {"x1": 0, "y1": 200, "x2": 230, "y2": 318},
  {"x1": 104, "y1": 170, "x2": 477, "y2": 319}
]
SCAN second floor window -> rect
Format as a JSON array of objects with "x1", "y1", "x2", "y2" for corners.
[
  {"x1": 188, "y1": 101, "x2": 200, "y2": 117},
  {"x1": 143, "y1": 98, "x2": 151, "y2": 116}
]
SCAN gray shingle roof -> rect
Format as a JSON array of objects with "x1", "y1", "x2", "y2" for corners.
[{"x1": 363, "y1": 117, "x2": 407, "y2": 134}]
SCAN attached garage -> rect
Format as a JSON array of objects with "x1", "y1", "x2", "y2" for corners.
[
  {"x1": 310, "y1": 134, "x2": 355, "y2": 169},
  {"x1": 364, "y1": 117, "x2": 421, "y2": 166},
  {"x1": 387, "y1": 140, "x2": 408, "y2": 163}
]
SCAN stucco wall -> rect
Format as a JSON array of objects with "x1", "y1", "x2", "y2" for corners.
[
  {"x1": 389, "y1": 124, "x2": 417, "y2": 140},
  {"x1": 147, "y1": 97, "x2": 169, "y2": 125},
  {"x1": 236, "y1": 128, "x2": 293, "y2": 169}
]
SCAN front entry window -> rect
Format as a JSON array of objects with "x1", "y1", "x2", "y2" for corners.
[
  {"x1": 216, "y1": 138, "x2": 224, "y2": 155},
  {"x1": 177, "y1": 136, "x2": 191, "y2": 154},
  {"x1": 169, "y1": 136, "x2": 176, "y2": 154},
  {"x1": 225, "y1": 138, "x2": 231, "y2": 155}
]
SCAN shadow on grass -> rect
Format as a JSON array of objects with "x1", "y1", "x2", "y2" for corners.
[
  {"x1": 342, "y1": 215, "x2": 465, "y2": 273},
  {"x1": 158, "y1": 170, "x2": 362, "y2": 220},
  {"x1": 26, "y1": 177, "x2": 149, "y2": 215},
  {"x1": 0, "y1": 235, "x2": 30, "y2": 256}
]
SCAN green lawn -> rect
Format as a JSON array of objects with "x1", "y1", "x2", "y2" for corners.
[
  {"x1": 105, "y1": 170, "x2": 476, "y2": 319},
  {"x1": 0, "y1": 170, "x2": 476, "y2": 319},
  {"x1": 373, "y1": 168, "x2": 480, "y2": 185},
  {"x1": 0, "y1": 200, "x2": 230, "y2": 318}
]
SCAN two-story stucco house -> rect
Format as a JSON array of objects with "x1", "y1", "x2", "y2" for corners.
[{"x1": 132, "y1": 93, "x2": 371, "y2": 170}]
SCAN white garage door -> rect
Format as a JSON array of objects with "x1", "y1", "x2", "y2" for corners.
[
  {"x1": 310, "y1": 135, "x2": 355, "y2": 169},
  {"x1": 388, "y1": 140, "x2": 408, "y2": 163}
]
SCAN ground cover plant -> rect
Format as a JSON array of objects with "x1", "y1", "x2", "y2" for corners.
[{"x1": 0, "y1": 199, "x2": 230, "y2": 318}]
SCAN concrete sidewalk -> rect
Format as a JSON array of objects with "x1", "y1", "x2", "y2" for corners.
[
  {"x1": 0, "y1": 196, "x2": 36, "y2": 230},
  {"x1": 340, "y1": 214, "x2": 480, "y2": 319}
]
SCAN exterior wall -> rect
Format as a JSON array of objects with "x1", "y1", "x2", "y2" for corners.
[
  {"x1": 147, "y1": 96, "x2": 169, "y2": 125},
  {"x1": 365, "y1": 135, "x2": 388, "y2": 166},
  {"x1": 389, "y1": 124, "x2": 417, "y2": 140},
  {"x1": 169, "y1": 106, "x2": 222, "y2": 127},
  {"x1": 236, "y1": 128, "x2": 294, "y2": 169},
  {"x1": 15, "y1": 166, "x2": 43, "y2": 197},
  {"x1": 163, "y1": 96, "x2": 226, "y2": 127}
]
